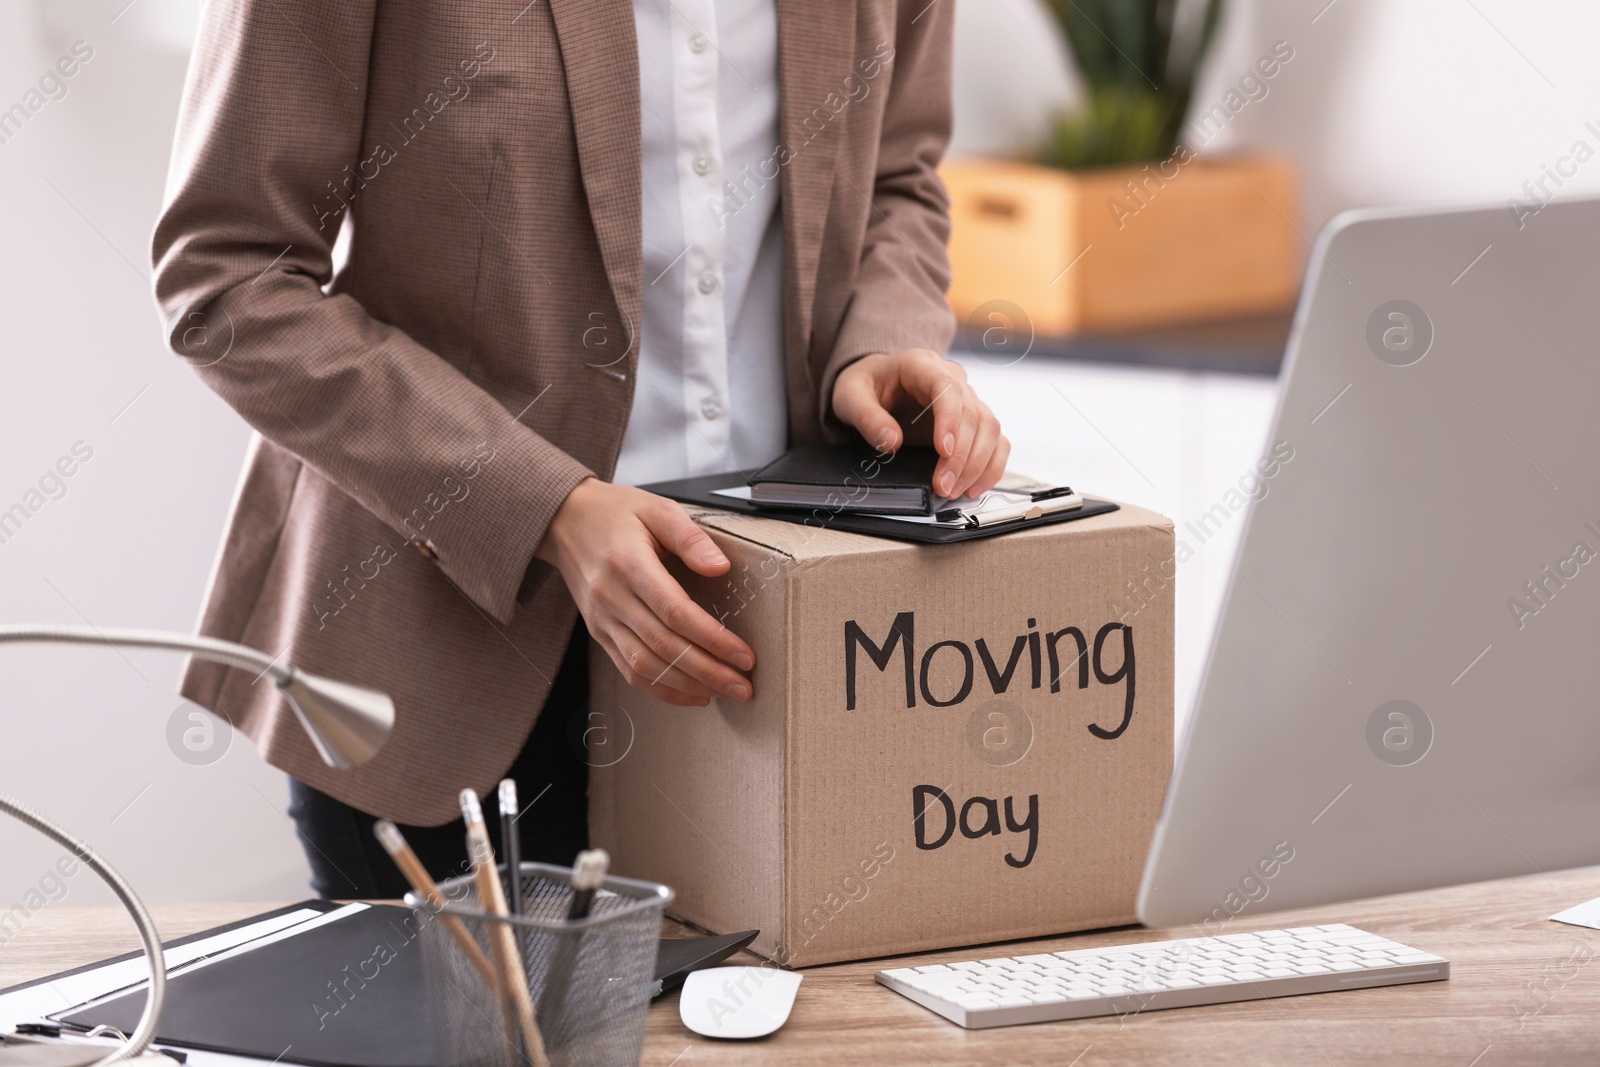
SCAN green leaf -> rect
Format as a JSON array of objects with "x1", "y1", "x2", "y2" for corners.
[{"x1": 1039, "y1": 0, "x2": 1225, "y2": 168}]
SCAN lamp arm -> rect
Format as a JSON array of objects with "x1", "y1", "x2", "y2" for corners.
[
  {"x1": 0, "y1": 623, "x2": 393, "y2": 1064},
  {"x1": 0, "y1": 627, "x2": 290, "y2": 685},
  {"x1": 0, "y1": 624, "x2": 393, "y2": 770},
  {"x1": 0, "y1": 794, "x2": 164, "y2": 1067}
]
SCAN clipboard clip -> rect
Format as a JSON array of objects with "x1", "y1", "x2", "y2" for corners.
[{"x1": 936, "y1": 485, "x2": 1083, "y2": 529}]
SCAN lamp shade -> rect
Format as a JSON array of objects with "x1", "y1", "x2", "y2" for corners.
[{"x1": 279, "y1": 668, "x2": 394, "y2": 769}]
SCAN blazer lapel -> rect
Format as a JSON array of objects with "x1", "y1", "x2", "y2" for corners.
[
  {"x1": 546, "y1": 0, "x2": 858, "y2": 419},
  {"x1": 547, "y1": 0, "x2": 643, "y2": 357},
  {"x1": 776, "y1": 0, "x2": 857, "y2": 415}
]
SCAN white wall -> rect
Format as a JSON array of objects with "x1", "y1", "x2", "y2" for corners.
[
  {"x1": 953, "y1": 0, "x2": 1600, "y2": 234},
  {"x1": 3, "y1": 0, "x2": 1597, "y2": 911},
  {"x1": 0, "y1": 1, "x2": 303, "y2": 914}
]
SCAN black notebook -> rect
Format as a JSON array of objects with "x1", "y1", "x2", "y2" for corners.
[{"x1": 748, "y1": 443, "x2": 942, "y2": 515}]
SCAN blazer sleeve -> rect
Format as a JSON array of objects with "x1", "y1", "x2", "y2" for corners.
[
  {"x1": 819, "y1": 0, "x2": 958, "y2": 425},
  {"x1": 151, "y1": 0, "x2": 591, "y2": 627}
]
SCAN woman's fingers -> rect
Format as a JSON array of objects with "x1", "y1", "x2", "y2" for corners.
[
  {"x1": 831, "y1": 358, "x2": 905, "y2": 453},
  {"x1": 614, "y1": 586, "x2": 753, "y2": 700},
  {"x1": 953, "y1": 400, "x2": 1003, "y2": 498},
  {"x1": 592, "y1": 620, "x2": 710, "y2": 703},
  {"x1": 968, "y1": 432, "x2": 1011, "y2": 499},
  {"x1": 635, "y1": 501, "x2": 757, "y2": 673},
  {"x1": 900, "y1": 354, "x2": 973, "y2": 499}
]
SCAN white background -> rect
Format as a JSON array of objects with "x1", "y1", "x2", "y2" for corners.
[{"x1": 1, "y1": 0, "x2": 1596, "y2": 908}]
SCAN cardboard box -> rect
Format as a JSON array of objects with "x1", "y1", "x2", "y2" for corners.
[
  {"x1": 942, "y1": 155, "x2": 1301, "y2": 336},
  {"x1": 588, "y1": 501, "x2": 1174, "y2": 966}
]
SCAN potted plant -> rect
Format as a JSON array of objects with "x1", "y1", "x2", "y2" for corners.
[{"x1": 943, "y1": 0, "x2": 1302, "y2": 338}]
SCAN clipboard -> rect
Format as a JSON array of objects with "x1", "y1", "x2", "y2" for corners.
[{"x1": 644, "y1": 472, "x2": 1120, "y2": 544}]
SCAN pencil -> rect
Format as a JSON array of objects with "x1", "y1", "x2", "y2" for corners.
[
  {"x1": 541, "y1": 848, "x2": 609, "y2": 1021},
  {"x1": 565, "y1": 849, "x2": 609, "y2": 921},
  {"x1": 462, "y1": 789, "x2": 550, "y2": 1067},
  {"x1": 372, "y1": 820, "x2": 497, "y2": 987},
  {"x1": 497, "y1": 779, "x2": 525, "y2": 921}
]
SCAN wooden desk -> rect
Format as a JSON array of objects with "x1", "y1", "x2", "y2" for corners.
[{"x1": 5, "y1": 870, "x2": 1597, "y2": 1066}]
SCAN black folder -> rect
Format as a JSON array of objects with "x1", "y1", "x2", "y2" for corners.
[
  {"x1": 34, "y1": 903, "x2": 755, "y2": 1067},
  {"x1": 60, "y1": 905, "x2": 433, "y2": 1067},
  {"x1": 645, "y1": 470, "x2": 1120, "y2": 544}
]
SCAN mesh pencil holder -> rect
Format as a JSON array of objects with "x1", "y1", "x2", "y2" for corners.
[{"x1": 407, "y1": 863, "x2": 672, "y2": 1067}]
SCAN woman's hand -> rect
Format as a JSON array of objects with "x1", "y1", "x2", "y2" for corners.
[
  {"x1": 831, "y1": 348, "x2": 1010, "y2": 499},
  {"x1": 536, "y1": 479, "x2": 755, "y2": 706}
]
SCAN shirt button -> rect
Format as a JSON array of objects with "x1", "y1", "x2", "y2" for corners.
[
  {"x1": 692, "y1": 155, "x2": 712, "y2": 176},
  {"x1": 697, "y1": 274, "x2": 718, "y2": 294},
  {"x1": 688, "y1": 33, "x2": 708, "y2": 53},
  {"x1": 700, "y1": 396, "x2": 724, "y2": 419}
]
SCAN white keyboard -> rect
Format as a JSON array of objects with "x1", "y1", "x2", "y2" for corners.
[{"x1": 876, "y1": 924, "x2": 1449, "y2": 1029}]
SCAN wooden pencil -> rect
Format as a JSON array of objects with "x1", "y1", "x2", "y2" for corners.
[
  {"x1": 373, "y1": 820, "x2": 497, "y2": 986},
  {"x1": 462, "y1": 789, "x2": 551, "y2": 1067}
]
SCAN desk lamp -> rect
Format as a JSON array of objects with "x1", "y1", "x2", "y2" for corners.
[{"x1": 0, "y1": 625, "x2": 395, "y2": 1067}]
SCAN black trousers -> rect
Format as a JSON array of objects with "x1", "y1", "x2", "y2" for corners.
[{"x1": 287, "y1": 623, "x2": 592, "y2": 899}]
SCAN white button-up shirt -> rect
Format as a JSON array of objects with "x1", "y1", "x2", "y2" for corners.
[{"x1": 613, "y1": 0, "x2": 788, "y2": 486}]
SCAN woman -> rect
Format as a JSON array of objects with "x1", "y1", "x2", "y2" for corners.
[{"x1": 152, "y1": 0, "x2": 1007, "y2": 896}]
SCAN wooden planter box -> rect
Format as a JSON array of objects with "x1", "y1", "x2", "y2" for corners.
[{"x1": 941, "y1": 155, "x2": 1301, "y2": 337}]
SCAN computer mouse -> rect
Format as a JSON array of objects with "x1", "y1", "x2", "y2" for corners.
[{"x1": 678, "y1": 966, "x2": 803, "y2": 1039}]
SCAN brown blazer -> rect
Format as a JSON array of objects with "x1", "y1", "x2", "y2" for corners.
[{"x1": 152, "y1": 0, "x2": 955, "y2": 825}]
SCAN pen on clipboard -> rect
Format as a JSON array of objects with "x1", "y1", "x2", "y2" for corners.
[
  {"x1": 935, "y1": 486, "x2": 1081, "y2": 528},
  {"x1": 970, "y1": 493, "x2": 1082, "y2": 527}
]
